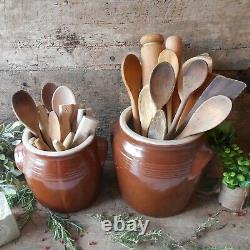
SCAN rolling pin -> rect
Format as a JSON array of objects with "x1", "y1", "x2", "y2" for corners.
[{"x1": 140, "y1": 33, "x2": 164, "y2": 87}]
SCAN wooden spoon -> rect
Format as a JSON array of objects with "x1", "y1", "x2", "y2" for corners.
[
  {"x1": 12, "y1": 90, "x2": 48, "y2": 147},
  {"x1": 48, "y1": 111, "x2": 61, "y2": 143},
  {"x1": 167, "y1": 59, "x2": 208, "y2": 138},
  {"x1": 51, "y1": 86, "x2": 76, "y2": 115},
  {"x1": 138, "y1": 85, "x2": 157, "y2": 136},
  {"x1": 34, "y1": 138, "x2": 50, "y2": 151},
  {"x1": 150, "y1": 62, "x2": 175, "y2": 110},
  {"x1": 148, "y1": 110, "x2": 167, "y2": 140},
  {"x1": 41, "y1": 83, "x2": 57, "y2": 111},
  {"x1": 177, "y1": 75, "x2": 247, "y2": 133},
  {"x1": 52, "y1": 140, "x2": 66, "y2": 152},
  {"x1": 176, "y1": 95, "x2": 232, "y2": 139},
  {"x1": 63, "y1": 132, "x2": 75, "y2": 149},
  {"x1": 121, "y1": 53, "x2": 142, "y2": 134},
  {"x1": 158, "y1": 49, "x2": 179, "y2": 129}
]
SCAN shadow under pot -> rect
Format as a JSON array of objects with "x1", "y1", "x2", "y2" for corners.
[
  {"x1": 14, "y1": 129, "x2": 108, "y2": 213},
  {"x1": 112, "y1": 107, "x2": 213, "y2": 217}
]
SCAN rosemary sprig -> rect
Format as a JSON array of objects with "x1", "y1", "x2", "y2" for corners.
[{"x1": 47, "y1": 211, "x2": 84, "y2": 250}]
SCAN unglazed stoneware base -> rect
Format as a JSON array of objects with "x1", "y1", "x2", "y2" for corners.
[
  {"x1": 112, "y1": 107, "x2": 213, "y2": 217},
  {"x1": 15, "y1": 130, "x2": 108, "y2": 213}
]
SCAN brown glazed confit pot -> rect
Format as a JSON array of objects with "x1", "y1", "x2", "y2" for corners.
[
  {"x1": 14, "y1": 129, "x2": 108, "y2": 213},
  {"x1": 112, "y1": 107, "x2": 213, "y2": 217}
]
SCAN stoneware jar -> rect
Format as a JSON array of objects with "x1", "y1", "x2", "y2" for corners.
[
  {"x1": 112, "y1": 107, "x2": 213, "y2": 217},
  {"x1": 15, "y1": 129, "x2": 108, "y2": 213},
  {"x1": 218, "y1": 184, "x2": 249, "y2": 211}
]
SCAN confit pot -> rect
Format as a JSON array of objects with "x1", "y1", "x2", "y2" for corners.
[
  {"x1": 112, "y1": 107, "x2": 213, "y2": 217},
  {"x1": 14, "y1": 129, "x2": 108, "y2": 213}
]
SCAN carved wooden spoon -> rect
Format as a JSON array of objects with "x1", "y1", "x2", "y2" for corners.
[
  {"x1": 121, "y1": 53, "x2": 142, "y2": 134},
  {"x1": 52, "y1": 86, "x2": 76, "y2": 116},
  {"x1": 166, "y1": 59, "x2": 208, "y2": 138},
  {"x1": 12, "y1": 91, "x2": 48, "y2": 148},
  {"x1": 176, "y1": 95, "x2": 232, "y2": 139},
  {"x1": 150, "y1": 62, "x2": 175, "y2": 110}
]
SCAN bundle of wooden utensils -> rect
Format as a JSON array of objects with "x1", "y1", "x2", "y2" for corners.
[
  {"x1": 11, "y1": 83, "x2": 98, "y2": 151},
  {"x1": 121, "y1": 34, "x2": 246, "y2": 140}
]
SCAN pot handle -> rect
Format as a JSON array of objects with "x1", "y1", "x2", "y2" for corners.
[
  {"x1": 189, "y1": 145, "x2": 213, "y2": 180},
  {"x1": 96, "y1": 136, "x2": 108, "y2": 166},
  {"x1": 14, "y1": 143, "x2": 24, "y2": 173}
]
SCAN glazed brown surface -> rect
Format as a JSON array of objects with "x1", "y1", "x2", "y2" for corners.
[
  {"x1": 15, "y1": 136, "x2": 108, "y2": 213},
  {"x1": 112, "y1": 117, "x2": 213, "y2": 217}
]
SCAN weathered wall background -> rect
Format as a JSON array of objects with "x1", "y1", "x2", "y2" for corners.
[{"x1": 0, "y1": 0, "x2": 250, "y2": 150}]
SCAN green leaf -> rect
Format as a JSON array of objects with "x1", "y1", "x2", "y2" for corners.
[{"x1": 0, "y1": 154, "x2": 5, "y2": 160}]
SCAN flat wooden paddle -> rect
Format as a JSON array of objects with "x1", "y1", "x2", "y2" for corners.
[
  {"x1": 121, "y1": 53, "x2": 142, "y2": 134},
  {"x1": 176, "y1": 95, "x2": 232, "y2": 139},
  {"x1": 176, "y1": 75, "x2": 247, "y2": 134},
  {"x1": 48, "y1": 111, "x2": 61, "y2": 144}
]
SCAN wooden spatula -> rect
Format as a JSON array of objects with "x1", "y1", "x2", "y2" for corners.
[{"x1": 41, "y1": 82, "x2": 57, "y2": 111}]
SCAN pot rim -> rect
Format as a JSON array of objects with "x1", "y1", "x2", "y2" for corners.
[
  {"x1": 22, "y1": 129, "x2": 95, "y2": 157},
  {"x1": 120, "y1": 107, "x2": 202, "y2": 146}
]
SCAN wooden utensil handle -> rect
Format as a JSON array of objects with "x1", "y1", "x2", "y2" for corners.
[{"x1": 166, "y1": 98, "x2": 187, "y2": 139}]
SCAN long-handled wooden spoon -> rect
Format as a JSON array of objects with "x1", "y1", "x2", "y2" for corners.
[
  {"x1": 166, "y1": 59, "x2": 208, "y2": 139},
  {"x1": 52, "y1": 86, "x2": 76, "y2": 115},
  {"x1": 121, "y1": 53, "x2": 142, "y2": 134},
  {"x1": 150, "y1": 62, "x2": 175, "y2": 110},
  {"x1": 176, "y1": 95, "x2": 232, "y2": 139},
  {"x1": 148, "y1": 110, "x2": 167, "y2": 140},
  {"x1": 12, "y1": 90, "x2": 48, "y2": 146},
  {"x1": 138, "y1": 85, "x2": 157, "y2": 136},
  {"x1": 41, "y1": 83, "x2": 57, "y2": 111},
  {"x1": 177, "y1": 75, "x2": 247, "y2": 133},
  {"x1": 158, "y1": 49, "x2": 179, "y2": 129}
]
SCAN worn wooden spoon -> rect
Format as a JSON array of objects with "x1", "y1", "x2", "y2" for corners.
[
  {"x1": 150, "y1": 62, "x2": 175, "y2": 110},
  {"x1": 176, "y1": 95, "x2": 232, "y2": 139},
  {"x1": 167, "y1": 59, "x2": 208, "y2": 138},
  {"x1": 121, "y1": 53, "x2": 142, "y2": 134},
  {"x1": 148, "y1": 110, "x2": 167, "y2": 140},
  {"x1": 138, "y1": 85, "x2": 157, "y2": 136},
  {"x1": 177, "y1": 75, "x2": 246, "y2": 133},
  {"x1": 41, "y1": 82, "x2": 57, "y2": 111},
  {"x1": 52, "y1": 86, "x2": 76, "y2": 115},
  {"x1": 158, "y1": 49, "x2": 179, "y2": 129},
  {"x1": 12, "y1": 90, "x2": 47, "y2": 145}
]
